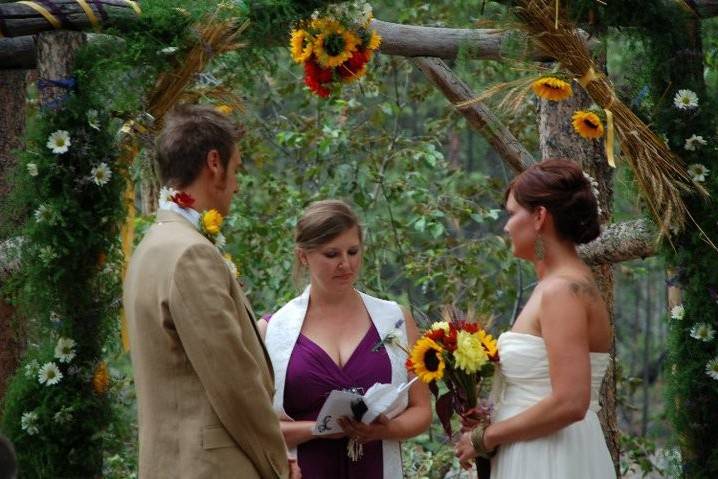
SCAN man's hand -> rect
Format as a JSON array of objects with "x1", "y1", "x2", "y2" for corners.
[{"x1": 288, "y1": 458, "x2": 301, "y2": 479}]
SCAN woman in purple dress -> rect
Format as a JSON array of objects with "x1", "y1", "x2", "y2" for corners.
[{"x1": 258, "y1": 200, "x2": 431, "y2": 478}]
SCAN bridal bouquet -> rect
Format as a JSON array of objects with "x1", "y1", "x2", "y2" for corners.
[{"x1": 406, "y1": 308, "x2": 499, "y2": 437}]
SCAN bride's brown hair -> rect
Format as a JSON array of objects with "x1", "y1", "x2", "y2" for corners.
[{"x1": 505, "y1": 159, "x2": 601, "y2": 245}]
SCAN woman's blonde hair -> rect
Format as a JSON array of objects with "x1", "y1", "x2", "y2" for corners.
[{"x1": 293, "y1": 199, "x2": 363, "y2": 284}]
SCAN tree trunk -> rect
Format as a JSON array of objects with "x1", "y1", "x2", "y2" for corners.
[
  {"x1": 0, "y1": 68, "x2": 28, "y2": 399},
  {"x1": 538, "y1": 80, "x2": 620, "y2": 472}
]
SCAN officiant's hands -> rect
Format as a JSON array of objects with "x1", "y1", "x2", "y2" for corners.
[{"x1": 336, "y1": 416, "x2": 388, "y2": 444}]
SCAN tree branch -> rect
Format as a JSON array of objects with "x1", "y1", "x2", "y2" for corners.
[
  {"x1": 579, "y1": 219, "x2": 657, "y2": 265},
  {"x1": 411, "y1": 56, "x2": 535, "y2": 173}
]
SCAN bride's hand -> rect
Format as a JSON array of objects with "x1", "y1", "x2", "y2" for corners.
[
  {"x1": 454, "y1": 431, "x2": 477, "y2": 470},
  {"x1": 337, "y1": 417, "x2": 387, "y2": 444}
]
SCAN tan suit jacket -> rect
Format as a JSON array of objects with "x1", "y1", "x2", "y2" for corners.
[{"x1": 123, "y1": 209, "x2": 289, "y2": 479}]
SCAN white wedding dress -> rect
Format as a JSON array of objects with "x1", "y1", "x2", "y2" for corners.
[{"x1": 490, "y1": 331, "x2": 616, "y2": 478}]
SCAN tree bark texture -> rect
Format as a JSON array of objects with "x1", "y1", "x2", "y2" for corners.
[
  {"x1": 36, "y1": 30, "x2": 86, "y2": 107},
  {"x1": 538, "y1": 82, "x2": 620, "y2": 472},
  {"x1": 412, "y1": 56, "x2": 535, "y2": 173},
  {"x1": 0, "y1": 68, "x2": 28, "y2": 399},
  {"x1": 578, "y1": 219, "x2": 656, "y2": 265}
]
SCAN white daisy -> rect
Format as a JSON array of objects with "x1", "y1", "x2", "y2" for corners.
[
  {"x1": 690, "y1": 322, "x2": 715, "y2": 342},
  {"x1": 86, "y1": 109, "x2": 101, "y2": 131},
  {"x1": 90, "y1": 163, "x2": 112, "y2": 186},
  {"x1": 49, "y1": 311, "x2": 61, "y2": 324},
  {"x1": 688, "y1": 163, "x2": 709, "y2": 183},
  {"x1": 684, "y1": 134, "x2": 707, "y2": 151},
  {"x1": 21, "y1": 411, "x2": 39, "y2": 435},
  {"x1": 38, "y1": 361, "x2": 63, "y2": 386},
  {"x1": 27, "y1": 162, "x2": 39, "y2": 177},
  {"x1": 706, "y1": 357, "x2": 718, "y2": 380},
  {"x1": 46, "y1": 130, "x2": 71, "y2": 154},
  {"x1": 214, "y1": 232, "x2": 226, "y2": 250},
  {"x1": 159, "y1": 186, "x2": 177, "y2": 204},
  {"x1": 671, "y1": 304, "x2": 685, "y2": 320},
  {"x1": 673, "y1": 89, "x2": 699, "y2": 110},
  {"x1": 159, "y1": 46, "x2": 178, "y2": 55},
  {"x1": 34, "y1": 204, "x2": 52, "y2": 223},
  {"x1": 54, "y1": 337, "x2": 76, "y2": 364}
]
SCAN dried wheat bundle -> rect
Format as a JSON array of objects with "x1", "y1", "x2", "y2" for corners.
[{"x1": 514, "y1": 0, "x2": 704, "y2": 236}]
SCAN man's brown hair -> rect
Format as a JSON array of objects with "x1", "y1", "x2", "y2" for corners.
[{"x1": 156, "y1": 104, "x2": 243, "y2": 188}]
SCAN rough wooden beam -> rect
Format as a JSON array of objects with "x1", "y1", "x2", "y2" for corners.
[
  {"x1": 0, "y1": 0, "x2": 138, "y2": 37},
  {"x1": 689, "y1": 0, "x2": 718, "y2": 17},
  {"x1": 412, "y1": 56, "x2": 534, "y2": 173},
  {"x1": 579, "y1": 219, "x2": 656, "y2": 265}
]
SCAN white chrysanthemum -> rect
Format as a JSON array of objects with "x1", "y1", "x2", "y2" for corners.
[
  {"x1": 38, "y1": 361, "x2": 63, "y2": 386},
  {"x1": 27, "y1": 162, "x2": 39, "y2": 177},
  {"x1": 430, "y1": 321, "x2": 451, "y2": 333},
  {"x1": 673, "y1": 89, "x2": 699, "y2": 110},
  {"x1": 21, "y1": 411, "x2": 39, "y2": 435},
  {"x1": 49, "y1": 311, "x2": 61, "y2": 324},
  {"x1": 214, "y1": 232, "x2": 226, "y2": 249},
  {"x1": 86, "y1": 109, "x2": 101, "y2": 131},
  {"x1": 706, "y1": 357, "x2": 718, "y2": 380},
  {"x1": 224, "y1": 256, "x2": 238, "y2": 278},
  {"x1": 38, "y1": 245, "x2": 57, "y2": 265},
  {"x1": 671, "y1": 304, "x2": 685, "y2": 320},
  {"x1": 24, "y1": 359, "x2": 40, "y2": 379},
  {"x1": 688, "y1": 163, "x2": 709, "y2": 183},
  {"x1": 46, "y1": 130, "x2": 71, "y2": 154},
  {"x1": 90, "y1": 163, "x2": 112, "y2": 186},
  {"x1": 54, "y1": 337, "x2": 76, "y2": 364},
  {"x1": 690, "y1": 322, "x2": 715, "y2": 342},
  {"x1": 34, "y1": 204, "x2": 51, "y2": 223},
  {"x1": 159, "y1": 186, "x2": 177, "y2": 204},
  {"x1": 684, "y1": 134, "x2": 707, "y2": 151},
  {"x1": 53, "y1": 406, "x2": 73, "y2": 425}
]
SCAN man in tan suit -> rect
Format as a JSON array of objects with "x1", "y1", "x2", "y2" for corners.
[{"x1": 123, "y1": 105, "x2": 296, "y2": 478}]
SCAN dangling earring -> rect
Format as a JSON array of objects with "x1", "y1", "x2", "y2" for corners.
[{"x1": 534, "y1": 234, "x2": 545, "y2": 261}]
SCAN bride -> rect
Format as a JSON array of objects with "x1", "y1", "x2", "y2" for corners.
[{"x1": 455, "y1": 159, "x2": 616, "y2": 478}]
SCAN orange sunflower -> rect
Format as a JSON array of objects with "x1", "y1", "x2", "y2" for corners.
[
  {"x1": 531, "y1": 77, "x2": 573, "y2": 101},
  {"x1": 572, "y1": 111, "x2": 604, "y2": 139}
]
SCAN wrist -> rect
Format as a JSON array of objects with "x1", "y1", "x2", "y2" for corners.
[
  {"x1": 483, "y1": 424, "x2": 497, "y2": 451},
  {"x1": 470, "y1": 424, "x2": 496, "y2": 459}
]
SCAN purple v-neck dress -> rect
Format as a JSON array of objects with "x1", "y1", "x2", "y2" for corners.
[{"x1": 282, "y1": 323, "x2": 392, "y2": 478}]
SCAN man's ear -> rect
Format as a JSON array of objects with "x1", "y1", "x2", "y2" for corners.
[{"x1": 206, "y1": 149, "x2": 221, "y2": 175}]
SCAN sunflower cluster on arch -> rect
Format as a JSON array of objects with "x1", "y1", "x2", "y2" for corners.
[{"x1": 289, "y1": 2, "x2": 382, "y2": 97}]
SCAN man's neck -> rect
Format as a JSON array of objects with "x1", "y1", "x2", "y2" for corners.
[{"x1": 182, "y1": 184, "x2": 212, "y2": 213}]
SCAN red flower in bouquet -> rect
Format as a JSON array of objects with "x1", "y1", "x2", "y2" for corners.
[
  {"x1": 338, "y1": 50, "x2": 370, "y2": 83},
  {"x1": 304, "y1": 59, "x2": 333, "y2": 97}
]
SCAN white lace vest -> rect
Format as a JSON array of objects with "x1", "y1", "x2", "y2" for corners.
[{"x1": 265, "y1": 287, "x2": 408, "y2": 478}]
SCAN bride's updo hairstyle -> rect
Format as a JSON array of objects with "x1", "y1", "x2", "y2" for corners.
[
  {"x1": 293, "y1": 199, "x2": 363, "y2": 282},
  {"x1": 505, "y1": 159, "x2": 601, "y2": 245}
]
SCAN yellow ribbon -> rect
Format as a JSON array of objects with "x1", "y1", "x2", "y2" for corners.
[
  {"x1": 124, "y1": 0, "x2": 142, "y2": 15},
  {"x1": 18, "y1": 1, "x2": 62, "y2": 29},
  {"x1": 75, "y1": 0, "x2": 100, "y2": 31},
  {"x1": 119, "y1": 143, "x2": 139, "y2": 352},
  {"x1": 577, "y1": 67, "x2": 617, "y2": 168}
]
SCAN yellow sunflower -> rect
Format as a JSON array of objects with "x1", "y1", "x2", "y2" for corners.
[
  {"x1": 290, "y1": 29, "x2": 313, "y2": 63},
  {"x1": 572, "y1": 110, "x2": 604, "y2": 139},
  {"x1": 367, "y1": 29, "x2": 382, "y2": 51},
  {"x1": 410, "y1": 337, "x2": 446, "y2": 383},
  {"x1": 478, "y1": 330, "x2": 498, "y2": 359},
  {"x1": 453, "y1": 331, "x2": 489, "y2": 373},
  {"x1": 314, "y1": 25, "x2": 360, "y2": 68},
  {"x1": 531, "y1": 77, "x2": 573, "y2": 101},
  {"x1": 201, "y1": 209, "x2": 223, "y2": 236}
]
